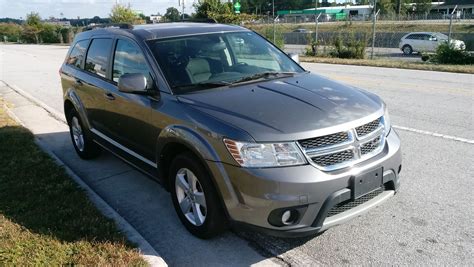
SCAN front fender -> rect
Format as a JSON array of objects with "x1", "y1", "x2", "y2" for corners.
[{"x1": 156, "y1": 124, "x2": 240, "y2": 215}]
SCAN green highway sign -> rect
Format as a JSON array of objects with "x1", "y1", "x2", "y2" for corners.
[{"x1": 234, "y1": 1, "x2": 241, "y2": 14}]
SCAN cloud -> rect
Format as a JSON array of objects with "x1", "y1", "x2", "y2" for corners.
[{"x1": 0, "y1": 0, "x2": 196, "y2": 19}]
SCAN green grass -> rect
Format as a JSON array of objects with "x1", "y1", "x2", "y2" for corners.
[
  {"x1": 0, "y1": 100, "x2": 147, "y2": 266},
  {"x1": 300, "y1": 56, "x2": 474, "y2": 74}
]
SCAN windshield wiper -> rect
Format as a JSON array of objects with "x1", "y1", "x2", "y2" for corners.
[
  {"x1": 229, "y1": 71, "x2": 296, "y2": 85},
  {"x1": 172, "y1": 81, "x2": 231, "y2": 90}
]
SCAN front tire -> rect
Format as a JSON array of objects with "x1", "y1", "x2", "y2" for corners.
[
  {"x1": 402, "y1": 45, "x2": 413, "y2": 55},
  {"x1": 67, "y1": 109, "x2": 100, "y2": 159},
  {"x1": 169, "y1": 152, "x2": 227, "y2": 239}
]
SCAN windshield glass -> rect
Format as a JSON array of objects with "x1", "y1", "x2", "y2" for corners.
[{"x1": 147, "y1": 31, "x2": 304, "y2": 94}]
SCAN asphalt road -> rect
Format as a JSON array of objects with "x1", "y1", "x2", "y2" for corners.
[{"x1": 1, "y1": 44, "x2": 473, "y2": 266}]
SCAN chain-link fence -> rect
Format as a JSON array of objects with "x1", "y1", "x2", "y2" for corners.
[{"x1": 248, "y1": 13, "x2": 474, "y2": 61}]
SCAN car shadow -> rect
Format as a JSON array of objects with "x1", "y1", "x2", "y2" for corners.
[{"x1": 24, "y1": 130, "x2": 316, "y2": 266}]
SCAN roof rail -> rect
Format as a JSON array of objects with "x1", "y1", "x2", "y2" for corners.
[
  {"x1": 178, "y1": 18, "x2": 218, "y2": 23},
  {"x1": 83, "y1": 23, "x2": 133, "y2": 31}
]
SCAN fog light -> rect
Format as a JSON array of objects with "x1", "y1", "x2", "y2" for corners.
[
  {"x1": 268, "y1": 206, "x2": 307, "y2": 227},
  {"x1": 281, "y1": 209, "x2": 298, "y2": 225}
]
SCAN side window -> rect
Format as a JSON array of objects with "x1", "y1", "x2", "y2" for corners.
[
  {"x1": 85, "y1": 38, "x2": 113, "y2": 78},
  {"x1": 66, "y1": 40, "x2": 88, "y2": 68},
  {"x1": 408, "y1": 34, "x2": 422, "y2": 40},
  {"x1": 112, "y1": 39, "x2": 151, "y2": 85},
  {"x1": 421, "y1": 34, "x2": 431, "y2": 41}
]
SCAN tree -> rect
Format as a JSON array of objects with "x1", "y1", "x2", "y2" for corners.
[
  {"x1": 25, "y1": 12, "x2": 41, "y2": 26},
  {"x1": 193, "y1": 0, "x2": 256, "y2": 24},
  {"x1": 413, "y1": 0, "x2": 432, "y2": 14},
  {"x1": 378, "y1": 0, "x2": 396, "y2": 16},
  {"x1": 24, "y1": 12, "x2": 43, "y2": 43},
  {"x1": 163, "y1": 7, "x2": 181, "y2": 22},
  {"x1": 109, "y1": 4, "x2": 140, "y2": 24}
]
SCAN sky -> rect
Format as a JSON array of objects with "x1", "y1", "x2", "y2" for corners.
[{"x1": 0, "y1": 0, "x2": 198, "y2": 19}]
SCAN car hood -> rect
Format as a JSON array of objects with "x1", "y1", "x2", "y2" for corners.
[{"x1": 178, "y1": 73, "x2": 384, "y2": 142}]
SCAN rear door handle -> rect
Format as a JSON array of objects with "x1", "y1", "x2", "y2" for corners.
[
  {"x1": 74, "y1": 79, "x2": 83, "y2": 86},
  {"x1": 104, "y1": 92, "x2": 115, "y2": 100}
]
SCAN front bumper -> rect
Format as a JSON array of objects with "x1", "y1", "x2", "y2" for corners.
[{"x1": 207, "y1": 129, "x2": 402, "y2": 237}]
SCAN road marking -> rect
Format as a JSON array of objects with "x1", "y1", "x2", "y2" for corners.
[{"x1": 393, "y1": 125, "x2": 474, "y2": 144}]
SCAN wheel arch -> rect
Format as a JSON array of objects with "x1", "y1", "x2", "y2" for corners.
[
  {"x1": 156, "y1": 125, "x2": 235, "y2": 218},
  {"x1": 64, "y1": 88, "x2": 91, "y2": 130}
]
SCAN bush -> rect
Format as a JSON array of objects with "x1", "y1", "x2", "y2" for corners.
[
  {"x1": 330, "y1": 34, "x2": 367, "y2": 59},
  {"x1": 421, "y1": 53, "x2": 430, "y2": 62},
  {"x1": 40, "y1": 24, "x2": 61, "y2": 43},
  {"x1": 0, "y1": 23, "x2": 22, "y2": 42},
  {"x1": 430, "y1": 43, "x2": 474, "y2": 65}
]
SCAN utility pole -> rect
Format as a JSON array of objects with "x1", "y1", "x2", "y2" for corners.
[
  {"x1": 448, "y1": 5, "x2": 457, "y2": 44},
  {"x1": 370, "y1": 0, "x2": 378, "y2": 59},
  {"x1": 397, "y1": 0, "x2": 401, "y2": 20},
  {"x1": 272, "y1": 0, "x2": 275, "y2": 44},
  {"x1": 178, "y1": 0, "x2": 185, "y2": 21},
  {"x1": 314, "y1": 0, "x2": 318, "y2": 33}
]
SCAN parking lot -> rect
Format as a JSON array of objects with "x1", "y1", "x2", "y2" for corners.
[{"x1": 1, "y1": 44, "x2": 473, "y2": 265}]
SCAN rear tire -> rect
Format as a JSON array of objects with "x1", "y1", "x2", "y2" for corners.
[
  {"x1": 169, "y1": 152, "x2": 227, "y2": 239},
  {"x1": 402, "y1": 45, "x2": 413, "y2": 55},
  {"x1": 67, "y1": 109, "x2": 100, "y2": 159}
]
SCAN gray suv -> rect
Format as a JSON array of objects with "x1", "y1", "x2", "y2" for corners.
[{"x1": 60, "y1": 23, "x2": 402, "y2": 238}]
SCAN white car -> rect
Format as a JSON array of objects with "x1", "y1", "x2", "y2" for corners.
[{"x1": 399, "y1": 32, "x2": 466, "y2": 55}]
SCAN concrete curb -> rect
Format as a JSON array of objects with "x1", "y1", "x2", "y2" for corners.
[
  {"x1": 1, "y1": 83, "x2": 167, "y2": 267},
  {"x1": 2, "y1": 81, "x2": 67, "y2": 124}
]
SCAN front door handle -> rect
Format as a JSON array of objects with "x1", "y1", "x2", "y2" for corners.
[{"x1": 104, "y1": 92, "x2": 115, "y2": 100}]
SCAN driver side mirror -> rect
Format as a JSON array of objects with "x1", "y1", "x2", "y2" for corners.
[{"x1": 118, "y1": 73, "x2": 148, "y2": 94}]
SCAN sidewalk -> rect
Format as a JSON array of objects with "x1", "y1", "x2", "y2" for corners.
[{"x1": 0, "y1": 81, "x2": 279, "y2": 266}]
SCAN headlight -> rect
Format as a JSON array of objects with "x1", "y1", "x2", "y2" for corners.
[
  {"x1": 382, "y1": 105, "x2": 391, "y2": 136},
  {"x1": 224, "y1": 139, "x2": 306, "y2": 168}
]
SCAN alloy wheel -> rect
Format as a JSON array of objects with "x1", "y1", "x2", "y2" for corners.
[
  {"x1": 71, "y1": 116, "x2": 85, "y2": 152},
  {"x1": 175, "y1": 168, "x2": 207, "y2": 226}
]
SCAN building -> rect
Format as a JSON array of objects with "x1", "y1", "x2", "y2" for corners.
[
  {"x1": 277, "y1": 5, "x2": 373, "y2": 21},
  {"x1": 433, "y1": 0, "x2": 474, "y2": 16},
  {"x1": 44, "y1": 20, "x2": 71, "y2": 27},
  {"x1": 149, "y1": 14, "x2": 163, "y2": 24}
]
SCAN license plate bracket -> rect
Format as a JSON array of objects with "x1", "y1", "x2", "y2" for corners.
[{"x1": 352, "y1": 167, "x2": 383, "y2": 200}]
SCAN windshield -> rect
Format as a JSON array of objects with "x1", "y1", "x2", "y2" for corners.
[{"x1": 147, "y1": 31, "x2": 304, "y2": 94}]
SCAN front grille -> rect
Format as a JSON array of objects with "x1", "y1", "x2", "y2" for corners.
[
  {"x1": 298, "y1": 131, "x2": 349, "y2": 150},
  {"x1": 298, "y1": 116, "x2": 384, "y2": 171},
  {"x1": 326, "y1": 187, "x2": 384, "y2": 217},
  {"x1": 361, "y1": 136, "x2": 382, "y2": 155},
  {"x1": 356, "y1": 118, "x2": 381, "y2": 137},
  {"x1": 311, "y1": 150, "x2": 354, "y2": 167}
]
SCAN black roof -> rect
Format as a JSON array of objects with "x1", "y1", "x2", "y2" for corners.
[{"x1": 77, "y1": 22, "x2": 249, "y2": 41}]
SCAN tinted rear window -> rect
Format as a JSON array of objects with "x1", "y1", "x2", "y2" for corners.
[
  {"x1": 66, "y1": 40, "x2": 88, "y2": 68},
  {"x1": 85, "y1": 38, "x2": 113, "y2": 78}
]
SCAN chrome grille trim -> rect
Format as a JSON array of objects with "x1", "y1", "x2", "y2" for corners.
[
  {"x1": 298, "y1": 116, "x2": 385, "y2": 171},
  {"x1": 311, "y1": 149, "x2": 354, "y2": 167},
  {"x1": 299, "y1": 131, "x2": 350, "y2": 150},
  {"x1": 356, "y1": 118, "x2": 381, "y2": 137}
]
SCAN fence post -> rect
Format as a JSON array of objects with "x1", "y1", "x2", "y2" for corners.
[{"x1": 370, "y1": 1, "x2": 378, "y2": 59}]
